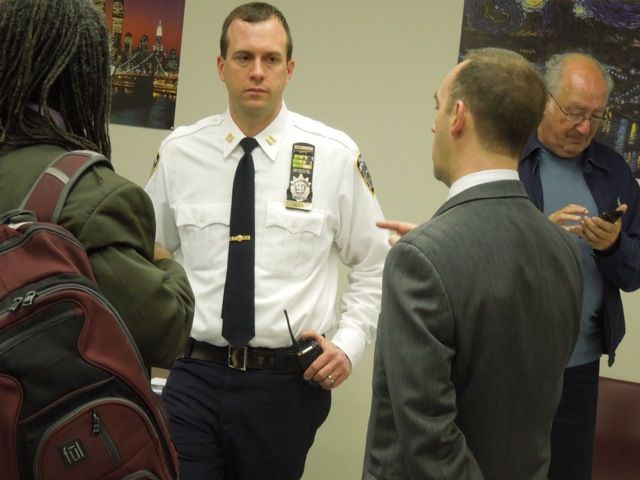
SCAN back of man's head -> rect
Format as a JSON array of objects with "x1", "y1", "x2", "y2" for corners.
[
  {"x1": 0, "y1": 0, "x2": 112, "y2": 156},
  {"x1": 449, "y1": 48, "x2": 546, "y2": 157},
  {"x1": 220, "y1": 2, "x2": 292, "y2": 60}
]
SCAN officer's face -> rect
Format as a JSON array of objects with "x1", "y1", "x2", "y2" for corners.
[
  {"x1": 217, "y1": 17, "x2": 294, "y2": 130},
  {"x1": 537, "y1": 59, "x2": 608, "y2": 158}
]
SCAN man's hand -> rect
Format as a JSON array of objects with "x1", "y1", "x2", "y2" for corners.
[
  {"x1": 300, "y1": 330, "x2": 352, "y2": 390},
  {"x1": 376, "y1": 219, "x2": 417, "y2": 246},
  {"x1": 548, "y1": 204, "x2": 589, "y2": 235},
  {"x1": 153, "y1": 242, "x2": 173, "y2": 261},
  {"x1": 580, "y1": 204, "x2": 627, "y2": 251}
]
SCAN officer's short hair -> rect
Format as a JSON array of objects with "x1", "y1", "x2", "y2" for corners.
[{"x1": 220, "y1": 2, "x2": 292, "y2": 60}]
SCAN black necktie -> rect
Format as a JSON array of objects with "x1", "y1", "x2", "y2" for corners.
[{"x1": 222, "y1": 137, "x2": 259, "y2": 347}]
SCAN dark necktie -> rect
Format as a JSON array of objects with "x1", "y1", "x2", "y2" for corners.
[{"x1": 221, "y1": 137, "x2": 259, "y2": 347}]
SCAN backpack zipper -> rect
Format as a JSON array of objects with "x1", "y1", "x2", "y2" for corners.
[
  {"x1": 92, "y1": 409, "x2": 123, "y2": 466},
  {"x1": 7, "y1": 291, "x2": 36, "y2": 312}
]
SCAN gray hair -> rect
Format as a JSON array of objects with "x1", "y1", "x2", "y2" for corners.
[{"x1": 544, "y1": 52, "x2": 614, "y2": 98}]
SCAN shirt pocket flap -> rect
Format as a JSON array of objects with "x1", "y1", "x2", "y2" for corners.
[
  {"x1": 265, "y1": 203, "x2": 325, "y2": 236},
  {"x1": 175, "y1": 203, "x2": 230, "y2": 229}
]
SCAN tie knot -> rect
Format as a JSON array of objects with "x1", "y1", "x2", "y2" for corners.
[{"x1": 240, "y1": 137, "x2": 259, "y2": 154}]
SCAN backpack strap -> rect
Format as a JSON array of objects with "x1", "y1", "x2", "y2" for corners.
[{"x1": 20, "y1": 150, "x2": 113, "y2": 223}]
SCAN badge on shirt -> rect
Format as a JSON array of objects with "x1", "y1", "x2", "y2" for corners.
[
  {"x1": 286, "y1": 143, "x2": 315, "y2": 211},
  {"x1": 356, "y1": 153, "x2": 375, "y2": 195}
]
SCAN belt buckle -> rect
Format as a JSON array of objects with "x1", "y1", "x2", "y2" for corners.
[{"x1": 228, "y1": 346, "x2": 248, "y2": 371}]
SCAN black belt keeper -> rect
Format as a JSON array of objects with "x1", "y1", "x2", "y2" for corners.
[{"x1": 182, "y1": 338, "x2": 301, "y2": 372}]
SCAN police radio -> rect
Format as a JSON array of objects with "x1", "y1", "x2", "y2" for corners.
[{"x1": 284, "y1": 310, "x2": 322, "y2": 385}]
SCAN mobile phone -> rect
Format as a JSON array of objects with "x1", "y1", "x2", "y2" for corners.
[
  {"x1": 599, "y1": 210, "x2": 623, "y2": 223},
  {"x1": 284, "y1": 310, "x2": 323, "y2": 386}
]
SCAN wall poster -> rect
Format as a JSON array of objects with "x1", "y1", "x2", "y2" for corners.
[
  {"x1": 94, "y1": 0, "x2": 186, "y2": 130},
  {"x1": 459, "y1": 0, "x2": 640, "y2": 176}
]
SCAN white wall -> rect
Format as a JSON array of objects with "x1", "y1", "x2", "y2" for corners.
[{"x1": 113, "y1": 2, "x2": 638, "y2": 479}]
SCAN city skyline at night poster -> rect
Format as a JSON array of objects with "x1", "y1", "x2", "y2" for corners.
[{"x1": 94, "y1": 0, "x2": 186, "y2": 130}]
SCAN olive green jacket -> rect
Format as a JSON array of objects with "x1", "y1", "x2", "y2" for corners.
[{"x1": 0, "y1": 144, "x2": 194, "y2": 368}]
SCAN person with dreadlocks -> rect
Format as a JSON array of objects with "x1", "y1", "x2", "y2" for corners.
[{"x1": 0, "y1": 0, "x2": 194, "y2": 368}]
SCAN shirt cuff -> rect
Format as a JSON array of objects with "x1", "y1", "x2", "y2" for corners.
[{"x1": 331, "y1": 326, "x2": 368, "y2": 367}]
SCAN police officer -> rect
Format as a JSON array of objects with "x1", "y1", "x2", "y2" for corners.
[{"x1": 144, "y1": 3, "x2": 389, "y2": 479}]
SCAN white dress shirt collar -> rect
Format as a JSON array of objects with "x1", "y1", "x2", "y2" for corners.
[
  {"x1": 222, "y1": 102, "x2": 290, "y2": 162},
  {"x1": 447, "y1": 169, "x2": 519, "y2": 200}
]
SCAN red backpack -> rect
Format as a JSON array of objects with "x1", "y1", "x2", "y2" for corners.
[{"x1": 0, "y1": 151, "x2": 179, "y2": 480}]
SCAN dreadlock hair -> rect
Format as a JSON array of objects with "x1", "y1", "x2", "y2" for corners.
[{"x1": 0, "y1": 0, "x2": 112, "y2": 157}]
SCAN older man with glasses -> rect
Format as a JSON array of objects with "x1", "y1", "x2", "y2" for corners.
[{"x1": 518, "y1": 52, "x2": 640, "y2": 480}]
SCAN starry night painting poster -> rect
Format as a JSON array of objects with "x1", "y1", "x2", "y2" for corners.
[
  {"x1": 459, "y1": 0, "x2": 640, "y2": 177},
  {"x1": 93, "y1": 0, "x2": 186, "y2": 130}
]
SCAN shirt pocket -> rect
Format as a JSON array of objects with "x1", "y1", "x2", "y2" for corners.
[
  {"x1": 261, "y1": 202, "x2": 328, "y2": 278},
  {"x1": 175, "y1": 203, "x2": 230, "y2": 272}
]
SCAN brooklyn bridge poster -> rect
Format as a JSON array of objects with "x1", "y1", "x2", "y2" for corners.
[{"x1": 94, "y1": 0, "x2": 185, "y2": 130}]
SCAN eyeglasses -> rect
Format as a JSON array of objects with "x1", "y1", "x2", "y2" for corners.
[{"x1": 549, "y1": 93, "x2": 611, "y2": 127}]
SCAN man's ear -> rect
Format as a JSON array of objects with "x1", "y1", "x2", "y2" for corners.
[
  {"x1": 216, "y1": 55, "x2": 225, "y2": 81},
  {"x1": 450, "y1": 100, "x2": 465, "y2": 137},
  {"x1": 286, "y1": 59, "x2": 295, "y2": 83}
]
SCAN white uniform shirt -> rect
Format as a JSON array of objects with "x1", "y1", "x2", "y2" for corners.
[{"x1": 145, "y1": 104, "x2": 389, "y2": 365}]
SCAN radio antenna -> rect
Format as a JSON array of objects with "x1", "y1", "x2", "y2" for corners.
[{"x1": 284, "y1": 310, "x2": 300, "y2": 348}]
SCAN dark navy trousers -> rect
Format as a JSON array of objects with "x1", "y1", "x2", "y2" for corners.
[
  {"x1": 162, "y1": 358, "x2": 331, "y2": 480},
  {"x1": 548, "y1": 359, "x2": 600, "y2": 480}
]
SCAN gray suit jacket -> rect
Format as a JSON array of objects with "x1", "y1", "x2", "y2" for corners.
[{"x1": 363, "y1": 180, "x2": 582, "y2": 480}]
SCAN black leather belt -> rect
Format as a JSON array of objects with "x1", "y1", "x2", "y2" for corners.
[{"x1": 182, "y1": 338, "x2": 301, "y2": 372}]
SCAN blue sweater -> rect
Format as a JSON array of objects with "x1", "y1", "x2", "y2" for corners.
[{"x1": 519, "y1": 136, "x2": 640, "y2": 365}]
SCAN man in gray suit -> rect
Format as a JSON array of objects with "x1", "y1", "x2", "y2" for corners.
[{"x1": 362, "y1": 48, "x2": 583, "y2": 480}]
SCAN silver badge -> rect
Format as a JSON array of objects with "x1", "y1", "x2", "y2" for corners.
[{"x1": 289, "y1": 174, "x2": 311, "y2": 202}]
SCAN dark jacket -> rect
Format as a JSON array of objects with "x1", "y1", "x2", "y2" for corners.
[
  {"x1": 0, "y1": 144, "x2": 194, "y2": 368},
  {"x1": 519, "y1": 136, "x2": 640, "y2": 365}
]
